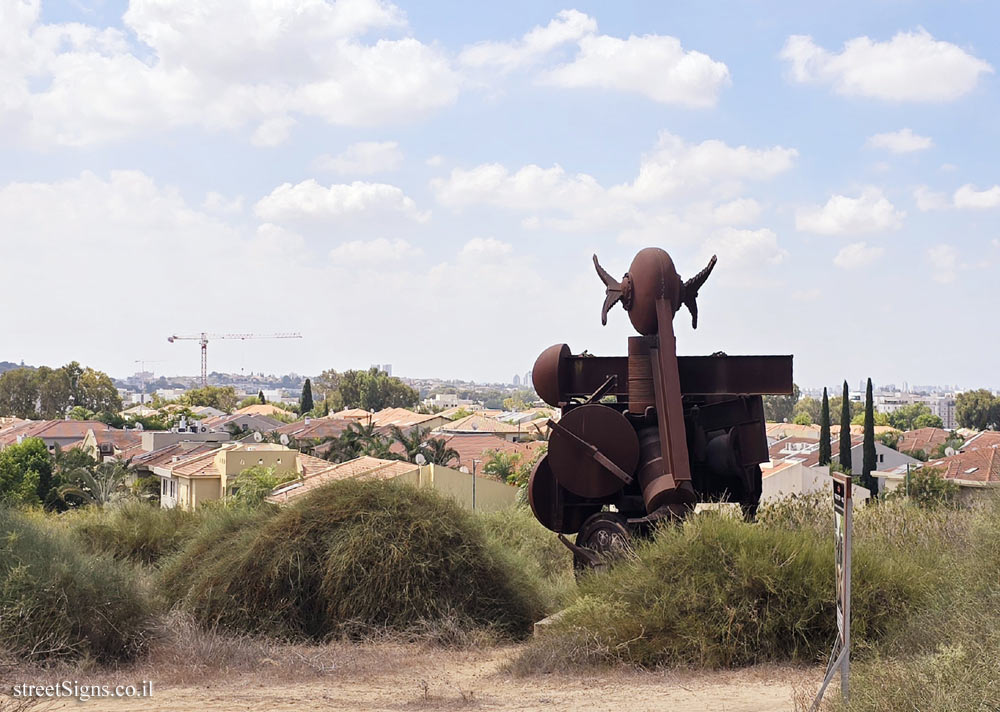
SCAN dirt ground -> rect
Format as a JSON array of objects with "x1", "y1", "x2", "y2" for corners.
[{"x1": 8, "y1": 643, "x2": 821, "y2": 712}]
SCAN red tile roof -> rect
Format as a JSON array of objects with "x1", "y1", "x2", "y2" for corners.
[
  {"x1": 921, "y1": 447, "x2": 1000, "y2": 483},
  {"x1": 266, "y1": 456, "x2": 419, "y2": 504},
  {"x1": 897, "y1": 427, "x2": 951, "y2": 455}
]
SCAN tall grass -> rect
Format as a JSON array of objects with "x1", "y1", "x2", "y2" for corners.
[
  {"x1": 60, "y1": 501, "x2": 199, "y2": 565},
  {"x1": 478, "y1": 506, "x2": 576, "y2": 612},
  {"x1": 158, "y1": 480, "x2": 548, "y2": 641},
  {"x1": 0, "y1": 508, "x2": 153, "y2": 663}
]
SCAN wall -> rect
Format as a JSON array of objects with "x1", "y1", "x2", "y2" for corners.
[{"x1": 418, "y1": 464, "x2": 518, "y2": 512}]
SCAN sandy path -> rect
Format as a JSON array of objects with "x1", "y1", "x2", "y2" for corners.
[{"x1": 25, "y1": 645, "x2": 818, "y2": 712}]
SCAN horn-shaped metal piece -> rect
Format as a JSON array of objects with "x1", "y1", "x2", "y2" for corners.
[
  {"x1": 681, "y1": 255, "x2": 717, "y2": 329},
  {"x1": 594, "y1": 255, "x2": 629, "y2": 326}
]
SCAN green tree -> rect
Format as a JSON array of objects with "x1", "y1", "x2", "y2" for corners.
[
  {"x1": 229, "y1": 465, "x2": 292, "y2": 507},
  {"x1": 861, "y1": 378, "x2": 877, "y2": 494},
  {"x1": 390, "y1": 425, "x2": 430, "y2": 463},
  {"x1": 502, "y1": 390, "x2": 534, "y2": 412},
  {"x1": 482, "y1": 450, "x2": 522, "y2": 483},
  {"x1": 258, "y1": 389, "x2": 266, "y2": 404},
  {"x1": 300, "y1": 378, "x2": 314, "y2": 414},
  {"x1": 763, "y1": 383, "x2": 800, "y2": 423},
  {"x1": 36, "y1": 366, "x2": 73, "y2": 419},
  {"x1": 913, "y1": 413, "x2": 944, "y2": 429},
  {"x1": 839, "y1": 381, "x2": 852, "y2": 474},
  {"x1": 956, "y1": 389, "x2": 999, "y2": 430},
  {"x1": 335, "y1": 368, "x2": 418, "y2": 411},
  {"x1": 424, "y1": 438, "x2": 459, "y2": 466},
  {"x1": 75, "y1": 367, "x2": 122, "y2": 414},
  {"x1": 851, "y1": 409, "x2": 890, "y2": 426},
  {"x1": 818, "y1": 387, "x2": 831, "y2": 466},
  {"x1": 888, "y1": 467, "x2": 959, "y2": 508},
  {"x1": 179, "y1": 385, "x2": 238, "y2": 413},
  {"x1": 792, "y1": 412, "x2": 812, "y2": 425},
  {"x1": 57, "y1": 460, "x2": 132, "y2": 507},
  {"x1": 887, "y1": 403, "x2": 941, "y2": 431},
  {"x1": 0, "y1": 368, "x2": 40, "y2": 418},
  {"x1": 0, "y1": 438, "x2": 53, "y2": 505}
]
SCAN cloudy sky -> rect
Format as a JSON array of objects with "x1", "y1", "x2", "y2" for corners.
[{"x1": 2, "y1": 0, "x2": 998, "y2": 389}]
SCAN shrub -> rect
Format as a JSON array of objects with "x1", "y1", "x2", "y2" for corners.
[
  {"x1": 884, "y1": 467, "x2": 959, "y2": 509},
  {"x1": 158, "y1": 480, "x2": 547, "y2": 640},
  {"x1": 479, "y1": 506, "x2": 575, "y2": 611},
  {"x1": 0, "y1": 507, "x2": 152, "y2": 662},
  {"x1": 519, "y1": 512, "x2": 928, "y2": 670},
  {"x1": 63, "y1": 500, "x2": 198, "y2": 565}
]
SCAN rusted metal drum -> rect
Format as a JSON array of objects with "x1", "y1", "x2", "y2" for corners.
[
  {"x1": 532, "y1": 343, "x2": 570, "y2": 407},
  {"x1": 627, "y1": 336, "x2": 654, "y2": 413},
  {"x1": 624, "y1": 248, "x2": 683, "y2": 335},
  {"x1": 548, "y1": 404, "x2": 639, "y2": 499},
  {"x1": 527, "y1": 454, "x2": 599, "y2": 534},
  {"x1": 636, "y1": 426, "x2": 696, "y2": 511}
]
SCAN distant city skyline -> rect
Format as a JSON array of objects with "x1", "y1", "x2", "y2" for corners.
[{"x1": 3, "y1": 2, "x2": 999, "y2": 388}]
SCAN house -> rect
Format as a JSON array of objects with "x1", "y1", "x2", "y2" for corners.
[
  {"x1": 274, "y1": 417, "x2": 354, "y2": 443},
  {"x1": 370, "y1": 407, "x2": 450, "y2": 432},
  {"x1": 0, "y1": 420, "x2": 116, "y2": 453},
  {"x1": 71, "y1": 428, "x2": 143, "y2": 462},
  {"x1": 232, "y1": 403, "x2": 291, "y2": 419},
  {"x1": 434, "y1": 414, "x2": 525, "y2": 442},
  {"x1": 190, "y1": 405, "x2": 226, "y2": 419},
  {"x1": 761, "y1": 460, "x2": 871, "y2": 503},
  {"x1": 896, "y1": 427, "x2": 953, "y2": 457},
  {"x1": 879, "y1": 445, "x2": 1000, "y2": 504},
  {"x1": 768, "y1": 434, "x2": 921, "y2": 483},
  {"x1": 152, "y1": 442, "x2": 333, "y2": 510},
  {"x1": 432, "y1": 432, "x2": 547, "y2": 473},
  {"x1": 266, "y1": 455, "x2": 519, "y2": 512},
  {"x1": 200, "y1": 412, "x2": 284, "y2": 435}
]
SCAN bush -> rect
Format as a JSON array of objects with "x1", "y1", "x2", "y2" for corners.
[
  {"x1": 62, "y1": 500, "x2": 198, "y2": 565},
  {"x1": 479, "y1": 506, "x2": 575, "y2": 611},
  {"x1": 0, "y1": 507, "x2": 153, "y2": 662},
  {"x1": 158, "y1": 480, "x2": 547, "y2": 640},
  {"x1": 518, "y1": 512, "x2": 928, "y2": 670}
]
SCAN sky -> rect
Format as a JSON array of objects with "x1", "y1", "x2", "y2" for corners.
[{"x1": 1, "y1": 0, "x2": 999, "y2": 390}]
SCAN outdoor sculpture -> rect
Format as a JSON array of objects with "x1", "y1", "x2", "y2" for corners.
[{"x1": 529, "y1": 247, "x2": 793, "y2": 569}]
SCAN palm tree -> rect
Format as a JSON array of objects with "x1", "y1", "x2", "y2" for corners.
[
  {"x1": 424, "y1": 437, "x2": 459, "y2": 467},
  {"x1": 482, "y1": 450, "x2": 522, "y2": 484},
  {"x1": 58, "y1": 460, "x2": 132, "y2": 507},
  {"x1": 390, "y1": 425, "x2": 431, "y2": 463}
]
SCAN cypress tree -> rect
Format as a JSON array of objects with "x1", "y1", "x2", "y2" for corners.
[
  {"x1": 300, "y1": 378, "x2": 314, "y2": 414},
  {"x1": 819, "y1": 387, "x2": 831, "y2": 466},
  {"x1": 257, "y1": 389, "x2": 266, "y2": 404},
  {"x1": 862, "y1": 377, "x2": 877, "y2": 494},
  {"x1": 839, "y1": 381, "x2": 852, "y2": 473}
]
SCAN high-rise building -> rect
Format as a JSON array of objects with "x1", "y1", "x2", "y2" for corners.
[
  {"x1": 513, "y1": 374, "x2": 521, "y2": 386},
  {"x1": 524, "y1": 371, "x2": 532, "y2": 388}
]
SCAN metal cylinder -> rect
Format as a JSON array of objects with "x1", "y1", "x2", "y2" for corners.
[
  {"x1": 636, "y1": 426, "x2": 695, "y2": 512},
  {"x1": 628, "y1": 337, "x2": 654, "y2": 414}
]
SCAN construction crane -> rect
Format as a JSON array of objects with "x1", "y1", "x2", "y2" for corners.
[{"x1": 167, "y1": 332, "x2": 303, "y2": 387}]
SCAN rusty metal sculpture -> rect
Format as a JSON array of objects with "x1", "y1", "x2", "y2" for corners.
[{"x1": 529, "y1": 247, "x2": 793, "y2": 570}]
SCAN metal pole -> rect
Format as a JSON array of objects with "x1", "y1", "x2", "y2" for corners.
[
  {"x1": 842, "y1": 486, "x2": 852, "y2": 703},
  {"x1": 472, "y1": 460, "x2": 477, "y2": 510}
]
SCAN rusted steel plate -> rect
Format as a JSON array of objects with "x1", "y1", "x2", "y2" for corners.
[{"x1": 548, "y1": 404, "x2": 639, "y2": 499}]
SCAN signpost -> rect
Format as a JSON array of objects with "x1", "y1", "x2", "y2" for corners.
[{"x1": 811, "y1": 471, "x2": 853, "y2": 710}]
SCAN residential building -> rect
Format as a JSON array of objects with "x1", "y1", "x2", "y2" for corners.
[
  {"x1": 199, "y1": 412, "x2": 284, "y2": 435},
  {"x1": 434, "y1": 414, "x2": 524, "y2": 442},
  {"x1": 896, "y1": 427, "x2": 952, "y2": 457},
  {"x1": 879, "y1": 444, "x2": 1000, "y2": 504},
  {"x1": 761, "y1": 461, "x2": 871, "y2": 503},
  {"x1": 0, "y1": 420, "x2": 115, "y2": 453},
  {"x1": 153, "y1": 442, "x2": 333, "y2": 510}
]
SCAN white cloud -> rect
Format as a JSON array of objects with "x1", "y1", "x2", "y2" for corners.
[
  {"x1": 432, "y1": 132, "x2": 794, "y2": 236},
  {"x1": 796, "y1": 188, "x2": 904, "y2": 235},
  {"x1": 542, "y1": 32, "x2": 730, "y2": 107},
  {"x1": 425, "y1": 155, "x2": 445, "y2": 167},
  {"x1": 702, "y1": 228, "x2": 788, "y2": 271},
  {"x1": 780, "y1": 29, "x2": 993, "y2": 102},
  {"x1": 913, "y1": 186, "x2": 949, "y2": 212},
  {"x1": 254, "y1": 179, "x2": 429, "y2": 223},
  {"x1": 329, "y1": 238, "x2": 421, "y2": 264},
  {"x1": 203, "y1": 192, "x2": 245, "y2": 214},
  {"x1": 833, "y1": 241, "x2": 884, "y2": 269},
  {"x1": 459, "y1": 9, "x2": 596, "y2": 73},
  {"x1": 621, "y1": 132, "x2": 797, "y2": 201},
  {"x1": 251, "y1": 116, "x2": 298, "y2": 147},
  {"x1": 926, "y1": 244, "x2": 958, "y2": 283},
  {"x1": 953, "y1": 184, "x2": 1000, "y2": 209},
  {"x1": 459, "y1": 237, "x2": 513, "y2": 259},
  {"x1": 3, "y1": 0, "x2": 459, "y2": 147},
  {"x1": 866, "y1": 128, "x2": 933, "y2": 153},
  {"x1": 312, "y1": 141, "x2": 404, "y2": 174}
]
